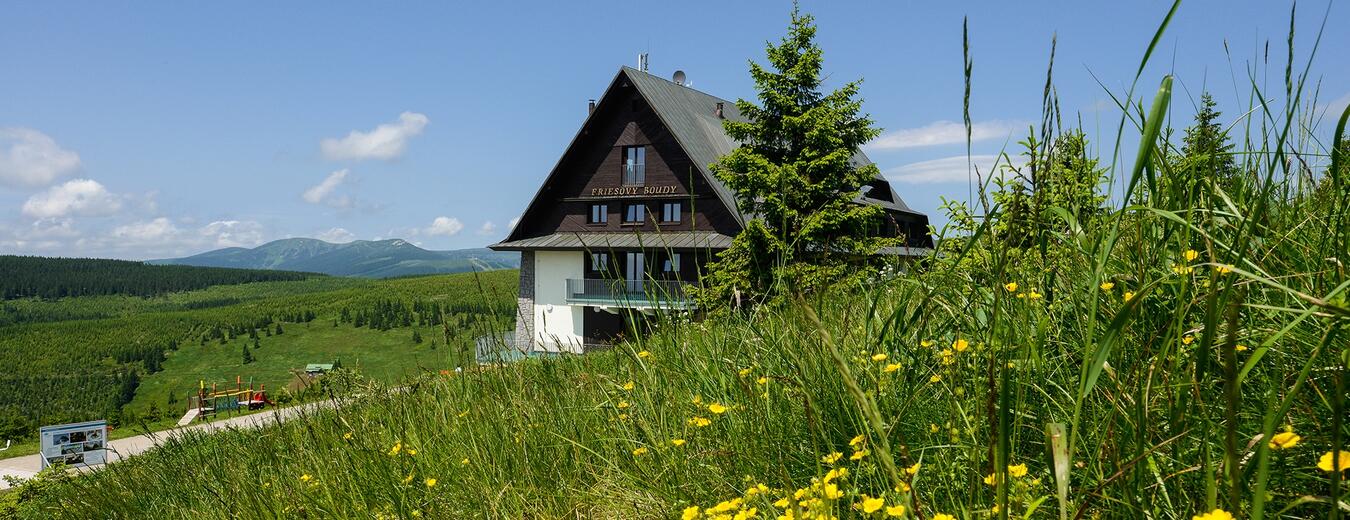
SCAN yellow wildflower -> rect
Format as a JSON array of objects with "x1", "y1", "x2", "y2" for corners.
[
  {"x1": 637, "y1": 350, "x2": 651, "y2": 358},
  {"x1": 953, "y1": 338, "x2": 969, "y2": 352},
  {"x1": 933, "y1": 514, "x2": 956, "y2": 520},
  {"x1": 1124, "y1": 291, "x2": 1135, "y2": 301},
  {"x1": 672, "y1": 439, "x2": 686, "y2": 447},
  {"x1": 623, "y1": 381, "x2": 635, "y2": 391},
  {"x1": 1008, "y1": 463, "x2": 1028, "y2": 477},
  {"x1": 682, "y1": 505, "x2": 701, "y2": 520},
  {"x1": 1004, "y1": 282, "x2": 1018, "y2": 292},
  {"x1": 1235, "y1": 344, "x2": 1248, "y2": 352},
  {"x1": 930, "y1": 374, "x2": 942, "y2": 383},
  {"x1": 407, "y1": 449, "x2": 417, "y2": 456},
  {"x1": 707, "y1": 402, "x2": 728, "y2": 414},
  {"x1": 883, "y1": 363, "x2": 901, "y2": 373},
  {"x1": 388, "y1": 441, "x2": 402, "y2": 456},
  {"x1": 849, "y1": 434, "x2": 866, "y2": 447},
  {"x1": 822, "y1": 483, "x2": 843, "y2": 500},
  {"x1": 1173, "y1": 265, "x2": 1194, "y2": 275},
  {"x1": 872, "y1": 353, "x2": 888, "y2": 362},
  {"x1": 885, "y1": 505, "x2": 906, "y2": 517},
  {"x1": 1027, "y1": 290, "x2": 1043, "y2": 300},
  {"x1": 921, "y1": 340, "x2": 934, "y2": 348},
  {"x1": 692, "y1": 395, "x2": 702, "y2": 405},
  {"x1": 1100, "y1": 281, "x2": 1115, "y2": 291},
  {"x1": 739, "y1": 367, "x2": 753, "y2": 377},
  {"x1": 822, "y1": 452, "x2": 843, "y2": 464},
  {"x1": 1216, "y1": 265, "x2": 1232, "y2": 275},
  {"x1": 424, "y1": 478, "x2": 437, "y2": 488},
  {"x1": 850, "y1": 449, "x2": 870, "y2": 461},
  {"x1": 1317, "y1": 450, "x2": 1350, "y2": 472},
  {"x1": 929, "y1": 423, "x2": 940, "y2": 433},
  {"x1": 458, "y1": 410, "x2": 469, "y2": 418},
  {"x1": 1268, "y1": 429, "x2": 1300, "y2": 450},
  {"x1": 299, "y1": 474, "x2": 312, "y2": 482},
  {"x1": 632, "y1": 446, "x2": 649, "y2": 457},
  {"x1": 617, "y1": 400, "x2": 630, "y2": 409},
  {"x1": 689, "y1": 416, "x2": 712, "y2": 427},
  {"x1": 1185, "y1": 249, "x2": 1200, "y2": 262},
  {"x1": 824, "y1": 467, "x2": 849, "y2": 483},
  {"x1": 1191, "y1": 509, "x2": 1233, "y2": 520},
  {"x1": 1182, "y1": 335, "x2": 1195, "y2": 345},
  {"x1": 860, "y1": 495, "x2": 885, "y2": 513},
  {"x1": 460, "y1": 458, "x2": 470, "y2": 465},
  {"x1": 757, "y1": 376, "x2": 768, "y2": 385},
  {"x1": 733, "y1": 508, "x2": 757, "y2": 520},
  {"x1": 403, "y1": 473, "x2": 415, "y2": 484},
  {"x1": 905, "y1": 462, "x2": 921, "y2": 475},
  {"x1": 343, "y1": 432, "x2": 353, "y2": 440},
  {"x1": 984, "y1": 473, "x2": 997, "y2": 485}
]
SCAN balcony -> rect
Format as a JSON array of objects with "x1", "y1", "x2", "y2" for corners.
[{"x1": 565, "y1": 278, "x2": 693, "y2": 309}]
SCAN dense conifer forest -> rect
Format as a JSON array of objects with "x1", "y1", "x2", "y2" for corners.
[{"x1": 0, "y1": 255, "x2": 314, "y2": 300}]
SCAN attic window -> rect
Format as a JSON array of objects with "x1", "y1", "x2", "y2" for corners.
[{"x1": 863, "y1": 179, "x2": 895, "y2": 202}]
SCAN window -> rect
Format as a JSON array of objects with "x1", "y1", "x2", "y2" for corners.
[
  {"x1": 623, "y1": 203, "x2": 646, "y2": 224},
  {"x1": 661, "y1": 202, "x2": 682, "y2": 223},
  {"x1": 589, "y1": 204, "x2": 608, "y2": 224},
  {"x1": 623, "y1": 146, "x2": 646, "y2": 185},
  {"x1": 590, "y1": 253, "x2": 609, "y2": 272},
  {"x1": 663, "y1": 253, "x2": 681, "y2": 273}
]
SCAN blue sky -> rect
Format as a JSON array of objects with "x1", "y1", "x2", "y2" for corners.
[{"x1": 1, "y1": 1, "x2": 1345, "y2": 259}]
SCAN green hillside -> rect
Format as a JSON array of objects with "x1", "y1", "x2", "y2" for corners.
[
  {"x1": 0, "y1": 255, "x2": 315, "y2": 300},
  {"x1": 151, "y1": 238, "x2": 520, "y2": 278},
  {"x1": 0, "y1": 271, "x2": 517, "y2": 443}
]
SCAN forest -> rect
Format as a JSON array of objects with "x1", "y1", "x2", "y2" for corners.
[
  {"x1": 0, "y1": 255, "x2": 314, "y2": 300},
  {"x1": 0, "y1": 269, "x2": 517, "y2": 443}
]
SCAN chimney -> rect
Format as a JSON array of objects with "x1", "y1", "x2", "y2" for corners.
[
  {"x1": 715, "y1": 102, "x2": 724, "y2": 119},
  {"x1": 588, "y1": 99, "x2": 596, "y2": 114}
]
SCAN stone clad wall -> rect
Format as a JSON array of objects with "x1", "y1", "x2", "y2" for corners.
[{"x1": 513, "y1": 251, "x2": 535, "y2": 350}]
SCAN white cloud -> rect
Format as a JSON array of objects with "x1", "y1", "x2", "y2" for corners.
[
  {"x1": 477, "y1": 221, "x2": 497, "y2": 235},
  {"x1": 320, "y1": 112, "x2": 429, "y2": 161},
  {"x1": 884, "y1": 154, "x2": 1025, "y2": 184},
  {"x1": 21, "y1": 179, "x2": 122, "y2": 218},
  {"x1": 425, "y1": 216, "x2": 463, "y2": 237},
  {"x1": 1323, "y1": 92, "x2": 1350, "y2": 118},
  {"x1": 0, "y1": 127, "x2": 82, "y2": 188},
  {"x1": 112, "y1": 217, "x2": 180, "y2": 242},
  {"x1": 869, "y1": 120, "x2": 1029, "y2": 151},
  {"x1": 200, "y1": 220, "x2": 265, "y2": 248},
  {"x1": 316, "y1": 227, "x2": 356, "y2": 243},
  {"x1": 302, "y1": 169, "x2": 353, "y2": 208}
]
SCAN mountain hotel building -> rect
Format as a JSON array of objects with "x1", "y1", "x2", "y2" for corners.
[{"x1": 490, "y1": 65, "x2": 932, "y2": 353}]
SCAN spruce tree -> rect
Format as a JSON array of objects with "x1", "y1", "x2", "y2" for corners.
[
  {"x1": 242, "y1": 344, "x2": 254, "y2": 365},
  {"x1": 697, "y1": 7, "x2": 892, "y2": 309}
]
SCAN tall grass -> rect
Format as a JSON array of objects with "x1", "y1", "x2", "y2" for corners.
[{"x1": 6, "y1": 3, "x2": 1349, "y2": 519}]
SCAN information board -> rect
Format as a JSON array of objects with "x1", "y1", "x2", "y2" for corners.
[{"x1": 39, "y1": 420, "x2": 107, "y2": 469}]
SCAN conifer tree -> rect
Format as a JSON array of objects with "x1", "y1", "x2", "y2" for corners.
[{"x1": 697, "y1": 7, "x2": 893, "y2": 308}]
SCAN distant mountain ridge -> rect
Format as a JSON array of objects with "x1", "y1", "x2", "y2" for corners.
[{"x1": 149, "y1": 238, "x2": 519, "y2": 278}]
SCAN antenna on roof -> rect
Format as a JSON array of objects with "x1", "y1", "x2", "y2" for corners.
[
  {"x1": 637, "y1": 53, "x2": 649, "y2": 72},
  {"x1": 672, "y1": 70, "x2": 686, "y2": 86}
]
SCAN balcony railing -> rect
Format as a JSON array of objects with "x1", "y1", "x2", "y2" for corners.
[{"x1": 565, "y1": 278, "x2": 692, "y2": 307}]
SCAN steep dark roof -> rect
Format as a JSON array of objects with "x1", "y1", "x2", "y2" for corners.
[{"x1": 496, "y1": 66, "x2": 925, "y2": 247}]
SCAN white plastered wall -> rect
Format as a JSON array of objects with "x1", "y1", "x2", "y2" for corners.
[{"x1": 532, "y1": 250, "x2": 585, "y2": 353}]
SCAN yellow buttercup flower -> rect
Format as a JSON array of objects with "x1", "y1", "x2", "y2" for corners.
[
  {"x1": 860, "y1": 495, "x2": 885, "y2": 513},
  {"x1": 689, "y1": 416, "x2": 712, "y2": 427},
  {"x1": 402, "y1": 473, "x2": 415, "y2": 484},
  {"x1": 707, "y1": 402, "x2": 728, "y2": 414},
  {"x1": 343, "y1": 432, "x2": 353, "y2": 440},
  {"x1": 905, "y1": 462, "x2": 921, "y2": 475},
  {"x1": 1124, "y1": 291, "x2": 1135, "y2": 301},
  {"x1": 921, "y1": 340, "x2": 934, "y2": 348},
  {"x1": 1185, "y1": 249, "x2": 1200, "y2": 262},
  {"x1": 883, "y1": 363, "x2": 900, "y2": 373},
  {"x1": 1004, "y1": 282, "x2": 1018, "y2": 292},
  {"x1": 930, "y1": 374, "x2": 942, "y2": 383},
  {"x1": 849, "y1": 434, "x2": 866, "y2": 447},
  {"x1": 1269, "y1": 429, "x2": 1300, "y2": 450},
  {"x1": 1235, "y1": 344, "x2": 1248, "y2": 352},
  {"x1": 1173, "y1": 265, "x2": 1194, "y2": 275},
  {"x1": 424, "y1": 478, "x2": 437, "y2": 488},
  {"x1": 623, "y1": 381, "x2": 635, "y2": 391},
  {"x1": 299, "y1": 474, "x2": 312, "y2": 482},
  {"x1": 1008, "y1": 463, "x2": 1028, "y2": 477},
  {"x1": 632, "y1": 446, "x2": 649, "y2": 457},
  {"x1": 929, "y1": 423, "x2": 940, "y2": 433},
  {"x1": 1100, "y1": 281, "x2": 1115, "y2": 291},
  {"x1": 692, "y1": 395, "x2": 702, "y2": 405},
  {"x1": 407, "y1": 449, "x2": 417, "y2": 456},
  {"x1": 682, "y1": 505, "x2": 700, "y2": 520},
  {"x1": 1216, "y1": 265, "x2": 1232, "y2": 275},
  {"x1": 617, "y1": 401, "x2": 630, "y2": 409},
  {"x1": 953, "y1": 338, "x2": 969, "y2": 352},
  {"x1": 1191, "y1": 508, "x2": 1233, "y2": 520},
  {"x1": 871, "y1": 353, "x2": 888, "y2": 362},
  {"x1": 637, "y1": 350, "x2": 651, "y2": 358},
  {"x1": 983, "y1": 473, "x2": 997, "y2": 485},
  {"x1": 822, "y1": 483, "x2": 844, "y2": 499},
  {"x1": 1027, "y1": 290, "x2": 1043, "y2": 300},
  {"x1": 671, "y1": 439, "x2": 686, "y2": 447},
  {"x1": 460, "y1": 458, "x2": 470, "y2": 465},
  {"x1": 739, "y1": 367, "x2": 753, "y2": 377},
  {"x1": 1317, "y1": 450, "x2": 1350, "y2": 472},
  {"x1": 822, "y1": 452, "x2": 843, "y2": 464},
  {"x1": 850, "y1": 449, "x2": 870, "y2": 461},
  {"x1": 885, "y1": 505, "x2": 906, "y2": 517},
  {"x1": 1182, "y1": 335, "x2": 1195, "y2": 345},
  {"x1": 933, "y1": 514, "x2": 955, "y2": 520},
  {"x1": 388, "y1": 441, "x2": 402, "y2": 456}
]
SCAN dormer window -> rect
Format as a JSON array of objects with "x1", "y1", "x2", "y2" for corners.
[{"x1": 623, "y1": 146, "x2": 646, "y2": 185}]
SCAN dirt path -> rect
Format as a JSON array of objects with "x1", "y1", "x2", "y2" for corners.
[{"x1": 0, "y1": 400, "x2": 335, "y2": 490}]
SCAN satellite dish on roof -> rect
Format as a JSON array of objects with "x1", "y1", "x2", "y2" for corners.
[{"x1": 672, "y1": 70, "x2": 686, "y2": 86}]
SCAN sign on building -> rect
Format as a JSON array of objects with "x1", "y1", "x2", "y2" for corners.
[{"x1": 39, "y1": 420, "x2": 108, "y2": 469}]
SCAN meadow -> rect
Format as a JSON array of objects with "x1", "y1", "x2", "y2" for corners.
[{"x1": 4, "y1": 3, "x2": 1349, "y2": 519}]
